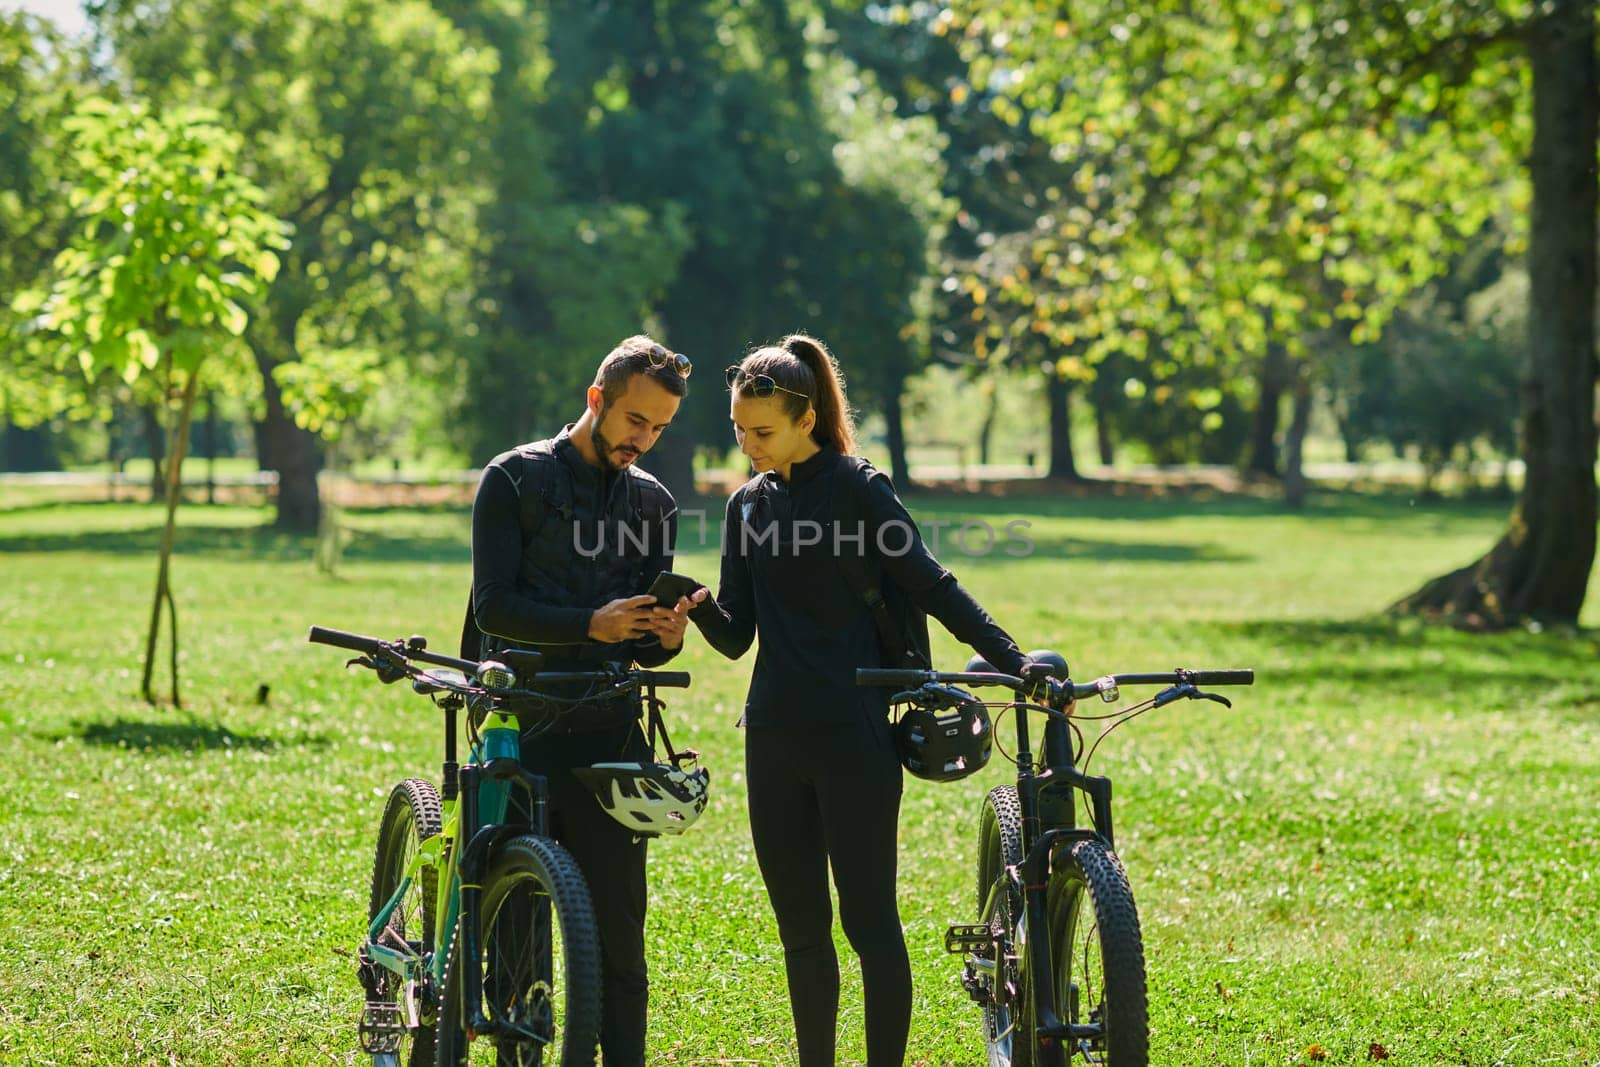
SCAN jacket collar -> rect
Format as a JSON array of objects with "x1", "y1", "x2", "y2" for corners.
[{"x1": 780, "y1": 444, "x2": 838, "y2": 491}]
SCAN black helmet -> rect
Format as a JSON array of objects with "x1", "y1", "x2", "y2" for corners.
[{"x1": 895, "y1": 683, "x2": 992, "y2": 783}]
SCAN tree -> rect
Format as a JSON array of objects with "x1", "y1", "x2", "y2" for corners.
[
  {"x1": 15, "y1": 99, "x2": 288, "y2": 704},
  {"x1": 828, "y1": 2, "x2": 1089, "y2": 478},
  {"x1": 509, "y1": 2, "x2": 944, "y2": 493},
  {"x1": 950, "y1": 0, "x2": 1593, "y2": 623},
  {"x1": 0, "y1": 13, "x2": 93, "y2": 458},
  {"x1": 93, "y1": 0, "x2": 496, "y2": 531},
  {"x1": 429, "y1": 0, "x2": 692, "y2": 468},
  {"x1": 1396, "y1": 1, "x2": 1596, "y2": 625}
]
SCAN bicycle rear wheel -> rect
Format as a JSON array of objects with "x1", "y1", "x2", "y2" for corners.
[
  {"x1": 977, "y1": 786, "x2": 1033, "y2": 1067},
  {"x1": 436, "y1": 834, "x2": 602, "y2": 1067},
  {"x1": 366, "y1": 778, "x2": 443, "y2": 1067},
  {"x1": 1045, "y1": 839, "x2": 1148, "y2": 1064}
]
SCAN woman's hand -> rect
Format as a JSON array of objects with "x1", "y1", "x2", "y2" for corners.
[{"x1": 646, "y1": 593, "x2": 698, "y2": 650}]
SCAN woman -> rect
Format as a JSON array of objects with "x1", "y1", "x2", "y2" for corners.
[{"x1": 687, "y1": 334, "x2": 1030, "y2": 1065}]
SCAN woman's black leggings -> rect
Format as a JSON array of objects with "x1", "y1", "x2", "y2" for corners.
[{"x1": 745, "y1": 712, "x2": 911, "y2": 1067}]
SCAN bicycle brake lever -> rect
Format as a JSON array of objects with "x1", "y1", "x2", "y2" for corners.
[
  {"x1": 351, "y1": 651, "x2": 407, "y2": 685},
  {"x1": 1151, "y1": 683, "x2": 1196, "y2": 708},
  {"x1": 1195, "y1": 690, "x2": 1233, "y2": 708}
]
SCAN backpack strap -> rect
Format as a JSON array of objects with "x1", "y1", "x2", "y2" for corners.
[
  {"x1": 513, "y1": 439, "x2": 571, "y2": 537},
  {"x1": 626, "y1": 465, "x2": 678, "y2": 526},
  {"x1": 460, "y1": 440, "x2": 568, "y2": 659},
  {"x1": 831, "y1": 457, "x2": 906, "y2": 664}
]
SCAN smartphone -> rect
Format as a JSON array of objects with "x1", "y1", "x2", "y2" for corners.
[{"x1": 646, "y1": 570, "x2": 703, "y2": 608}]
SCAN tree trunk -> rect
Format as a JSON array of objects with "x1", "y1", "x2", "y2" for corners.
[
  {"x1": 254, "y1": 342, "x2": 323, "y2": 532},
  {"x1": 1282, "y1": 365, "x2": 1313, "y2": 509},
  {"x1": 977, "y1": 378, "x2": 998, "y2": 467},
  {"x1": 883, "y1": 381, "x2": 911, "y2": 488},
  {"x1": 141, "y1": 369, "x2": 201, "y2": 706},
  {"x1": 1095, "y1": 403, "x2": 1114, "y2": 467},
  {"x1": 1046, "y1": 370, "x2": 1079, "y2": 480},
  {"x1": 1246, "y1": 340, "x2": 1289, "y2": 478},
  {"x1": 1395, "y1": 1, "x2": 1598, "y2": 627}
]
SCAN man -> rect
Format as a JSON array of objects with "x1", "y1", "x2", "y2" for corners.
[{"x1": 462, "y1": 334, "x2": 694, "y2": 1064}]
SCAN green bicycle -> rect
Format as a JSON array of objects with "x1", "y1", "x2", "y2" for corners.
[{"x1": 308, "y1": 625, "x2": 692, "y2": 1067}]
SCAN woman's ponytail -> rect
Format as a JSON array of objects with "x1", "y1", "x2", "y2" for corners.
[{"x1": 781, "y1": 334, "x2": 857, "y2": 456}]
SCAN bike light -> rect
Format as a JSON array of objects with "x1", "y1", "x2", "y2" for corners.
[
  {"x1": 1094, "y1": 676, "x2": 1120, "y2": 703},
  {"x1": 477, "y1": 660, "x2": 516, "y2": 689}
]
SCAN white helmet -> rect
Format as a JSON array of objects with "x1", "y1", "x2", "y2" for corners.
[{"x1": 574, "y1": 760, "x2": 710, "y2": 837}]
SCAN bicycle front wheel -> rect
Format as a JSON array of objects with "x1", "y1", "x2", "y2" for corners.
[
  {"x1": 366, "y1": 777, "x2": 443, "y2": 1067},
  {"x1": 1045, "y1": 839, "x2": 1148, "y2": 1064},
  {"x1": 436, "y1": 834, "x2": 602, "y2": 1067}
]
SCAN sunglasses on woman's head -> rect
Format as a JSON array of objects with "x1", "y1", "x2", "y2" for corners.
[
  {"x1": 724, "y1": 365, "x2": 811, "y2": 401},
  {"x1": 645, "y1": 343, "x2": 693, "y2": 378}
]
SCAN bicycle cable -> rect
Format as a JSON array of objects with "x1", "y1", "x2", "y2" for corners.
[
  {"x1": 986, "y1": 700, "x2": 1088, "y2": 770},
  {"x1": 1080, "y1": 695, "x2": 1161, "y2": 774}
]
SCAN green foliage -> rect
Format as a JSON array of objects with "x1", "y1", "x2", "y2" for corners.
[
  {"x1": 940, "y1": 1, "x2": 1525, "y2": 374},
  {"x1": 13, "y1": 98, "x2": 288, "y2": 391},
  {"x1": 1325, "y1": 292, "x2": 1520, "y2": 484},
  {"x1": 270, "y1": 347, "x2": 384, "y2": 442},
  {"x1": 491, "y1": 3, "x2": 949, "y2": 472},
  {"x1": 94, "y1": 0, "x2": 498, "y2": 461},
  {"x1": 0, "y1": 13, "x2": 95, "y2": 428}
]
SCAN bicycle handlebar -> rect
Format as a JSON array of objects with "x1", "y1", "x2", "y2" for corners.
[
  {"x1": 309, "y1": 625, "x2": 481, "y2": 675},
  {"x1": 308, "y1": 625, "x2": 692, "y2": 690},
  {"x1": 856, "y1": 666, "x2": 1255, "y2": 705},
  {"x1": 519, "y1": 670, "x2": 692, "y2": 689},
  {"x1": 1101, "y1": 669, "x2": 1255, "y2": 689}
]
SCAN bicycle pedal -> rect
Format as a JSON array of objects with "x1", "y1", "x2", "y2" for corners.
[
  {"x1": 359, "y1": 1002, "x2": 405, "y2": 1055},
  {"x1": 944, "y1": 923, "x2": 993, "y2": 955}
]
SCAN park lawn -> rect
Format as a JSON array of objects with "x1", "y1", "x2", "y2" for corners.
[{"x1": 0, "y1": 489, "x2": 1596, "y2": 1065}]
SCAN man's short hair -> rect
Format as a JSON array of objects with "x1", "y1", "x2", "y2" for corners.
[{"x1": 594, "y1": 335, "x2": 690, "y2": 406}]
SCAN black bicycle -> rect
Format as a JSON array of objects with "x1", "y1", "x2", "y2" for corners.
[
  {"x1": 859, "y1": 657, "x2": 1253, "y2": 1066},
  {"x1": 308, "y1": 625, "x2": 690, "y2": 1067}
]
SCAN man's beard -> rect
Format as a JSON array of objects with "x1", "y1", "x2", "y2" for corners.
[{"x1": 591, "y1": 414, "x2": 639, "y2": 471}]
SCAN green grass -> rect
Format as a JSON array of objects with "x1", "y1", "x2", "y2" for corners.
[{"x1": 1, "y1": 489, "x2": 1596, "y2": 1065}]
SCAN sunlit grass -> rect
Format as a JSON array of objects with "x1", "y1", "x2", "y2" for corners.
[{"x1": 1, "y1": 488, "x2": 1596, "y2": 1064}]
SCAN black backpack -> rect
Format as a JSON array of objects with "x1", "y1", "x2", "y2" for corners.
[
  {"x1": 459, "y1": 439, "x2": 673, "y2": 659},
  {"x1": 829, "y1": 457, "x2": 933, "y2": 671}
]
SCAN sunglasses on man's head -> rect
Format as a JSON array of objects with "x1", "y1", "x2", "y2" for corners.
[
  {"x1": 724, "y1": 365, "x2": 810, "y2": 401},
  {"x1": 645, "y1": 343, "x2": 693, "y2": 378}
]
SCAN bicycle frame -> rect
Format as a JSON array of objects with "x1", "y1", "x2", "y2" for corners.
[
  {"x1": 864, "y1": 661, "x2": 1251, "y2": 1065},
  {"x1": 363, "y1": 701, "x2": 554, "y2": 1040}
]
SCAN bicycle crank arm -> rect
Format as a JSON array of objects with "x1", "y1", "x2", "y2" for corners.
[{"x1": 1034, "y1": 1020, "x2": 1105, "y2": 1041}]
